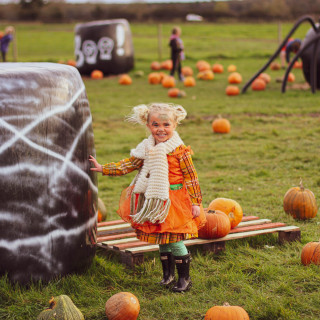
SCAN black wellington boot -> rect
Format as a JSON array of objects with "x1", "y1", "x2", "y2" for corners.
[
  {"x1": 172, "y1": 252, "x2": 192, "y2": 292},
  {"x1": 159, "y1": 252, "x2": 175, "y2": 286}
]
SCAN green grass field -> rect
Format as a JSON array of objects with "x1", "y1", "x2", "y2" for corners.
[{"x1": 1, "y1": 22, "x2": 320, "y2": 320}]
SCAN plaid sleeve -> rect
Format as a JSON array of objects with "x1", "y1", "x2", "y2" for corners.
[
  {"x1": 102, "y1": 156, "x2": 143, "y2": 176},
  {"x1": 179, "y1": 147, "x2": 202, "y2": 205}
]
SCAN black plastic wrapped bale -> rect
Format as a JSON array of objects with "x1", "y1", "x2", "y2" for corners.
[
  {"x1": 0, "y1": 63, "x2": 98, "y2": 284},
  {"x1": 301, "y1": 27, "x2": 320, "y2": 89},
  {"x1": 75, "y1": 19, "x2": 134, "y2": 76}
]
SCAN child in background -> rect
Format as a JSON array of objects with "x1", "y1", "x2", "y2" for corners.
[
  {"x1": 89, "y1": 103, "x2": 206, "y2": 292},
  {"x1": 0, "y1": 26, "x2": 14, "y2": 62},
  {"x1": 280, "y1": 38, "x2": 301, "y2": 69},
  {"x1": 169, "y1": 26, "x2": 185, "y2": 81}
]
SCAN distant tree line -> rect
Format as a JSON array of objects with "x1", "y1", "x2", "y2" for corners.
[{"x1": 1, "y1": 0, "x2": 320, "y2": 23}]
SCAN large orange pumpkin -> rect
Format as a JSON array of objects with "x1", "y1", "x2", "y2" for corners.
[
  {"x1": 91, "y1": 69, "x2": 104, "y2": 79},
  {"x1": 225, "y1": 85, "x2": 240, "y2": 96},
  {"x1": 197, "y1": 70, "x2": 214, "y2": 80},
  {"x1": 150, "y1": 61, "x2": 161, "y2": 70},
  {"x1": 283, "y1": 180, "x2": 317, "y2": 220},
  {"x1": 212, "y1": 117, "x2": 231, "y2": 134},
  {"x1": 198, "y1": 209, "x2": 231, "y2": 239},
  {"x1": 162, "y1": 75, "x2": 175, "y2": 88},
  {"x1": 119, "y1": 74, "x2": 132, "y2": 85},
  {"x1": 182, "y1": 66, "x2": 193, "y2": 76},
  {"x1": 301, "y1": 241, "x2": 320, "y2": 266},
  {"x1": 161, "y1": 59, "x2": 173, "y2": 70},
  {"x1": 184, "y1": 76, "x2": 196, "y2": 87},
  {"x1": 148, "y1": 72, "x2": 161, "y2": 84},
  {"x1": 212, "y1": 63, "x2": 224, "y2": 73},
  {"x1": 205, "y1": 303, "x2": 250, "y2": 320},
  {"x1": 227, "y1": 64, "x2": 237, "y2": 72},
  {"x1": 228, "y1": 72, "x2": 242, "y2": 84},
  {"x1": 208, "y1": 198, "x2": 243, "y2": 228},
  {"x1": 251, "y1": 78, "x2": 266, "y2": 91},
  {"x1": 105, "y1": 292, "x2": 140, "y2": 320},
  {"x1": 270, "y1": 61, "x2": 281, "y2": 70},
  {"x1": 196, "y1": 60, "x2": 211, "y2": 71}
]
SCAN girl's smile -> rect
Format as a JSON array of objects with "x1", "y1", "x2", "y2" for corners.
[{"x1": 147, "y1": 112, "x2": 177, "y2": 144}]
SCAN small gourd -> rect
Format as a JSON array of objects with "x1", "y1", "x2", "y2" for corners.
[{"x1": 37, "y1": 295, "x2": 84, "y2": 320}]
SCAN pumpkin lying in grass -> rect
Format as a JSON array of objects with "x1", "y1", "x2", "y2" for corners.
[
  {"x1": 91, "y1": 69, "x2": 103, "y2": 79},
  {"x1": 227, "y1": 64, "x2": 237, "y2": 72},
  {"x1": 184, "y1": 76, "x2": 196, "y2": 87},
  {"x1": 105, "y1": 292, "x2": 140, "y2": 320},
  {"x1": 212, "y1": 117, "x2": 231, "y2": 134},
  {"x1": 258, "y1": 72, "x2": 271, "y2": 84},
  {"x1": 270, "y1": 61, "x2": 281, "y2": 70},
  {"x1": 208, "y1": 198, "x2": 243, "y2": 228},
  {"x1": 150, "y1": 61, "x2": 161, "y2": 70},
  {"x1": 182, "y1": 66, "x2": 193, "y2": 76},
  {"x1": 168, "y1": 88, "x2": 186, "y2": 98},
  {"x1": 119, "y1": 74, "x2": 132, "y2": 85},
  {"x1": 198, "y1": 209, "x2": 231, "y2": 239},
  {"x1": 148, "y1": 72, "x2": 161, "y2": 84},
  {"x1": 161, "y1": 59, "x2": 173, "y2": 70},
  {"x1": 301, "y1": 241, "x2": 320, "y2": 266},
  {"x1": 228, "y1": 72, "x2": 242, "y2": 84},
  {"x1": 162, "y1": 75, "x2": 175, "y2": 88},
  {"x1": 205, "y1": 303, "x2": 250, "y2": 320},
  {"x1": 197, "y1": 70, "x2": 214, "y2": 80},
  {"x1": 283, "y1": 180, "x2": 317, "y2": 220},
  {"x1": 251, "y1": 78, "x2": 266, "y2": 91},
  {"x1": 225, "y1": 85, "x2": 240, "y2": 96},
  {"x1": 212, "y1": 63, "x2": 224, "y2": 73},
  {"x1": 37, "y1": 295, "x2": 84, "y2": 320},
  {"x1": 196, "y1": 60, "x2": 211, "y2": 71}
]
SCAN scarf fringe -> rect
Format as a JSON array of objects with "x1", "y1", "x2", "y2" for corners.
[{"x1": 130, "y1": 193, "x2": 171, "y2": 224}]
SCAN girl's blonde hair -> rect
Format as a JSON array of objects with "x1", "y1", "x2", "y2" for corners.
[{"x1": 126, "y1": 103, "x2": 187, "y2": 125}]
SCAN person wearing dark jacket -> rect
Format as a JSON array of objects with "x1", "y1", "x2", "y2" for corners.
[
  {"x1": 0, "y1": 26, "x2": 14, "y2": 62},
  {"x1": 169, "y1": 26, "x2": 185, "y2": 81}
]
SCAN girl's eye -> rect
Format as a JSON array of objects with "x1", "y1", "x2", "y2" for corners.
[
  {"x1": 152, "y1": 122, "x2": 158, "y2": 127},
  {"x1": 164, "y1": 123, "x2": 170, "y2": 127}
]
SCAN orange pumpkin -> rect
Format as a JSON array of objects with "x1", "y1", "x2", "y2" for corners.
[
  {"x1": 258, "y1": 72, "x2": 271, "y2": 84},
  {"x1": 105, "y1": 292, "x2": 140, "y2": 320},
  {"x1": 205, "y1": 303, "x2": 250, "y2": 320},
  {"x1": 227, "y1": 64, "x2": 237, "y2": 72},
  {"x1": 150, "y1": 61, "x2": 161, "y2": 70},
  {"x1": 161, "y1": 59, "x2": 173, "y2": 70},
  {"x1": 196, "y1": 60, "x2": 211, "y2": 71},
  {"x1": 228, "y1": 72, "x2": 242, "y2": 84},
  {"x1": 293, "y1": 61, "x2": 303, "y2": 69},
  {"x1": 212, "y1": 63, "x2": 224, "y2": 73},
  {"x1": 287, "y1": 72, "x2": 295, "y2": 82},
  {"x1": 182, "y1": 66, "x2": 193, "y2": 76},
  {"x1": 197, "y1": 70, "x2": 214, "y2": 80},
  {"x1": 208, "y1": 198, "x2": 243, "y2": 229},
  {"x1": 283, "y1": 180, "x2": 317, "y2": 220},
  {"x1": 184, "y1": 76, "x2": 196, "y2": 87},
  {"x1": 198, "y1": 209, "x2": 231, "y2": 239},
  {"x1": 225, "y1": 85, "x2": 240, "y2": 96},
  {"x1": 67, "y1": 59, "x2": 77, "y2": 67},
  {"x1": 162, "y1": 75, "x2": 175, "y2": 88},
  {"x1": 301, "y1": 241, "x2": 320, "y2": 266},
  {"x1": 148, "y1": 72, "x2": 161, "y2": 84},
  {"x1": 91, "y1": 70, "x2": 104, "y2": 79},
  {"x1": 119, "y1": 74, "x2": 132, "y2": 85},
  {"x1": 168, "y1": 88, "x2": 186, "y2": 98},
  {"x1": 97, "y1": 198, "x2": 107, "y2": 222},
  {"x1": 251, "y1": 78, "x2": 266, "y2": 91},
  {"x1": 270, "y1": 61, "x2": 281, "y2": 70},
  {"x1": 212, "y1": 117, "x2": 231, "y2": 134}
]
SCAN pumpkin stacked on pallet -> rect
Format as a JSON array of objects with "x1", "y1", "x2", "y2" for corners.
[{"x1": 105, "y1": 292, "x2": 140, "y2": 320}]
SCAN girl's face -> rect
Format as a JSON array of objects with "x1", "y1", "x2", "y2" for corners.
[{"x1": 147, "y1": 112, "x2": 177, "y2": 144}]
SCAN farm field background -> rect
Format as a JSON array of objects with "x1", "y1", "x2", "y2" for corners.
[{"x1": 0, "y1": 22, "x2": 320, "y2": 320}]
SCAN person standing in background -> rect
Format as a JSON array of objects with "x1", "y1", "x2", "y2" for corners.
[
  {"x1": 1, "y1": 26, "x2": 14, "y2": 62},
  {"x1": 169, "y1": 26, "x2": 185, "y2": 81}
]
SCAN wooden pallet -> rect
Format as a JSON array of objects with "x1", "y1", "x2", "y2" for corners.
[{"x1": 96, "y1": 215, "x2": 300, "y2": 268}]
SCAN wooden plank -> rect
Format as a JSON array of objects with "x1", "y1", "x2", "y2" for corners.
[
  {"x1": 126, "y1": 225, "x2": 300, "y2": 254},
  {"x1": 97, "y1": 219, "x2": 125, "y2": 227},
  {"x1": 236, "y1": 219, "x2": 271, "y2": 227},
  {"x1": 102, "y1": 237, "x2": 139, "y2": 246},
  {"x1": 114, "y1": 241, "x2": 149, "y2": 251},
  {"x1": 230, "y1": 222, "x2": 286, "y2": 234},
  {"x1": 97, "y1": 232, "x2": 136, "y2": 243},
  {"x1": 98, "y1": 223, "x2": 131, "y2": 232},
  {"x1": 241, "y1": 215, "x2": 260, "y2": 221}
]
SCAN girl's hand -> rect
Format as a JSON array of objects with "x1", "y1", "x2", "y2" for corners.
[
  {"x1": 89, "y1": 155, "x2": 103, "y2": 173},
  {"x1": 192, "y1": 205, "x2": 200, "y2": 218}
]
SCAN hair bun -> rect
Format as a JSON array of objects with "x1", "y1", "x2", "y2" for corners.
[
  {"x1": 126, "y1": 104, "x2": 149, "y2": 125},
  {"x1": 173, "y1": 104, "x2": 187, "y2": 124}
]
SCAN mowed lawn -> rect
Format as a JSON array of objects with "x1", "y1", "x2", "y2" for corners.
[{"x1": 0, "y1": 21, "x2": 320, "y2": 320}]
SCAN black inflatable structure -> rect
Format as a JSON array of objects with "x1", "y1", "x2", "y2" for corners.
[
  {"x1": 242, "y1": 15, "x2": 320, "y2": 94},
  {"x1": 0, "y1": 63, "x2": 97, "y2": 284},
  {"x1": 75, "y1": 19, "x2": 134, "y2": 76}
]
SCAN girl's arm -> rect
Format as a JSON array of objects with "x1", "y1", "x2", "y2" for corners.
[
  {"x1": 178, "y1": 147, "x2": 202, "y2": 218},
  {"x1": 89, "y1": 155, "x2": 143, "y2": 176}
]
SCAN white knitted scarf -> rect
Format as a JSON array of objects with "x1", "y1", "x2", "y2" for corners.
[{"x1": 129, "y1": 131, "x2": 184, "y2": 224}]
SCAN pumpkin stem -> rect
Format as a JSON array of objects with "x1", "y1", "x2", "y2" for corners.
[
  {"x1": 207, "y1": 209, "x2": 216, "y2": 214},
  {"x1": 48, "y1": 297, "x2": 56, "y2": 310},
  {"x1": 299, "y1": 178, "x2": 304, "y2": 191},
  {"x1": 223, "y1": 302, "x2": 231, "y2": 306}
]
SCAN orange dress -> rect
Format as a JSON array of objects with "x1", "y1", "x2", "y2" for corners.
[{"x1": 103, "y1": 145, "x2": 206, "y2": 244}]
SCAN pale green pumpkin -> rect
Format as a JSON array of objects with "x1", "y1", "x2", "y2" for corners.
[{"x1": 37, "y1": 295, "x2": 84, "y2": 320}]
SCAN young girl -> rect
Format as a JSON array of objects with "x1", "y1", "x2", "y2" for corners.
[{"x1": 89, "y1": 103, "x2": 206, "y2": 292}]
